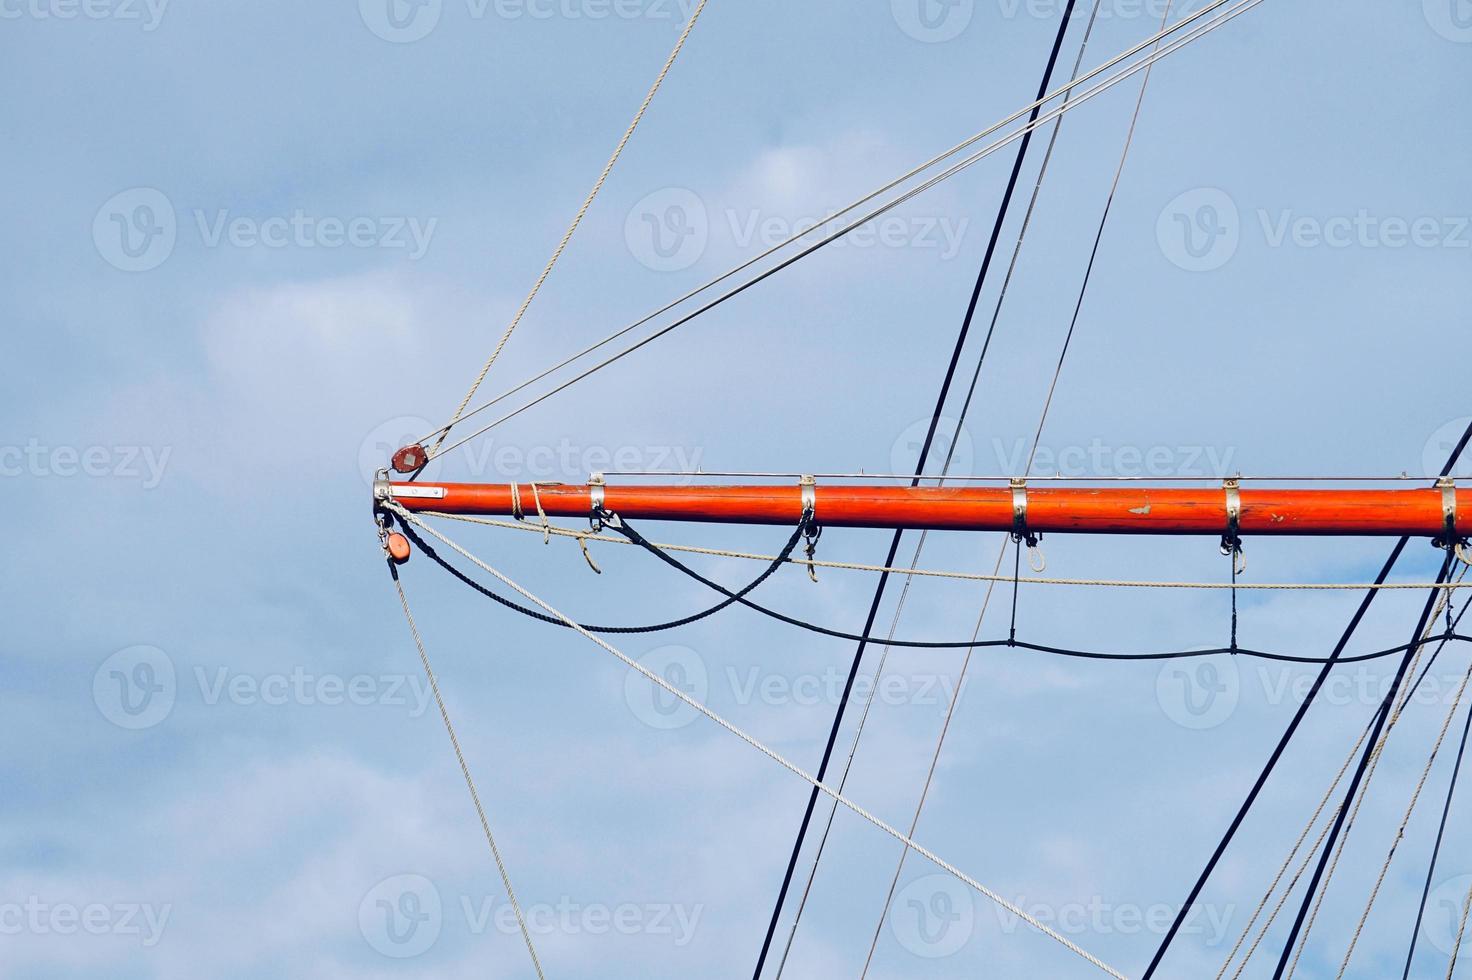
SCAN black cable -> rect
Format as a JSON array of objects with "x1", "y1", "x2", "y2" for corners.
[
  {"x1": 743, "y1": 10, "x2": 1081, "y2": 975},
  {"x1": 1141, "y1": 419, "x2": 1472, "y2": 980},
  {"x1": 1270, "y1": 551, "x2": 1457, "y2": 978},
  {"x1": 1401, "y1": 600, "x2": 1472, "y2": 979},
  {"x1": 609, "y1": 514, "x2": 1469, "y2": 661},
  {"x1": 396, "y1": 515, "x2": 807, "y2": 635}
]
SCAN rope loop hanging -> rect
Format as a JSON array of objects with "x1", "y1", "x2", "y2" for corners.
[{"x1": 1009, "y1": 478, "x2": 1047, "y2": 572}]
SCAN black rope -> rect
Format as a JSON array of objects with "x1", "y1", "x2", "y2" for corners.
[
  {"x1": 1270, "y1": 551, "x2": 1457, "y2": 977},
  {"x1": 748, "y1": 10, "x2": 1082, "y2": 974},
  {"x1": 1009, "y1": 541, "x2": 1022, "y2": 644},
  {"x1": 1141, "y1": 419, "x2": 1472, "y2": 979},
  {"x1": 396, "y1": 514, "x2": 808, "y2": 635},
  {"x1": 1401, "y1": 596, "x2": 1472, "y2": 979},
  {"x1": 606, "y1": 514, "x2": 1470, "y2": 663}
]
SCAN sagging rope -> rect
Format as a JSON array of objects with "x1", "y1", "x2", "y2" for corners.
[
  {"x1": 400, "y1": 509, "x2": 1472, "y2": 664},
  {"x1": 388, "y1": 503, "x2": 1130, "y2": 980},
  {"x1": 418, "y1": 509, "x2": 1472, "y2": 593}
]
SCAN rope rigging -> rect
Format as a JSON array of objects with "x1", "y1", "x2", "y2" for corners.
[
  {"x1": 399, "y1": 507, "x2": 1472, "y2": 663},
  {"x1": 430, "y1": 0, "x2": 713, "y2": 455},
  {"x1": 750, "y1": 2, "x2": 1087, "y2": 971},
  {"x1": 389, "y1": 502, "x2": 1130, "y2": 979},
  {"x1": 1140, "y1": 419, "x2": 1472, "y2": 979},
  {"x1": 412, "y1": 0, "x2": 1267, "y2": 465}
]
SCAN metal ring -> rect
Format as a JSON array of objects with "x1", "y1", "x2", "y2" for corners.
[
  {"x1": 1438, "y1": 476, "x2": 1457, "y2": 543},
  {"x1": 800, "y1": 474, "x2": 817, "y2": 521},
  {"x1": 1010, "y1": 478, "x2": 1029, "y2": 542}
]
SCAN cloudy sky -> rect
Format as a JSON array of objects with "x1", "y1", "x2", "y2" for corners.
[{"x1": 4, "y1": 0, "x2": 1472, "y2": 977}]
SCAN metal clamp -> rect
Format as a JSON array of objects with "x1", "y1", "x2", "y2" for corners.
[
  {"x1": 799, "y1": 474, "x2": 817, "y2": 522},
  {"x1": 1009, "y1": 478, "x2": 1045, "y2": 571},
  {"x1": 588, "y1": 472, "x2": 607, "y2": 532},
  {"x1": 373, "y1": 468, "x2": 392, "y2": 503},
  {"x1": 1435, "y1": 476, "x2": 1461, "y2": 552},
  {"x1": 1009, "y1": 478, "x2": 1035, "y2": 546},
  {"x1": 1221, "y1": 477, "x2": 1245, "y2": 571}
]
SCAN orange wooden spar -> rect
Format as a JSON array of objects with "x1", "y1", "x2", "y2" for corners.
[{"x1": 378, "y1": 479, "x2": 1470, "y2": 539}]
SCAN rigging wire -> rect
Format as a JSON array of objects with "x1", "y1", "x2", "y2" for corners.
[
  {"x1": 413, "y1": 506, "x2": 1472, "y2": 663},
  {"x1": 750, "y1": 7, "x2": 1096, "y2": 969},
  {"x1": 391, "y1": 503, "x2": 1130, "y2": 979},
  {"x1": 1213, "y1": 594, "x2": 1472, "y2": 980},
  {"x1": 769, "y1": 4, "x2": 1110, "y2": 970},
  {"x1": 421, "y1": 0, "x2": 1267, "y2": 464},
  {"x1": 431, "y1": 0, "x2": 712, "y2": 453},
  {"x1": 1139, "y1": 419, "x2": 1472, "y2": 980},
  {"x1": 1333, "y1": 622, "x2": 1472, "y2": 977},
  {"x1": 1270, "y1": 552, "x2": 1459, "y2": 979},
  {"x1": 861, "y1": 1, "x2": 1180, "y2": 968},
  {"x1": 418, "y1": 509, "x2": 1472, "y2": 593},
  {"x1": 412, "y1": 0, "x2": 1243, "y2": 454},
  {"x1": 386, "y1": 563, "x2": 546, "y2": 979},
  {"x1": 1401, "y1": 616, "x2": 1472, "y2": 978}
]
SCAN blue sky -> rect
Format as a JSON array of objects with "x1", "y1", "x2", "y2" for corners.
[{"x1": 4, "y1": 0, "x2": 1472, "y2": 977}]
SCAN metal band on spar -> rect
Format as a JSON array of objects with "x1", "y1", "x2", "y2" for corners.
[{"x1": 377, "y1": 478, "x2": 1469, "y2": 538}]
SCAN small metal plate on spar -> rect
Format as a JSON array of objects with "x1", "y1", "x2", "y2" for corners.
[{"x1": 391, "y1": 485, "x2": 448, "y2": 499}]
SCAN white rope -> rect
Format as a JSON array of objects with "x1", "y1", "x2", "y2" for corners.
[
  {"x1": 390, "y1": 503, "x2": 1129, "y2": 979},
  {"x1": 1335, "y1": 649, "x2": 1472, "y2": 976},
  {"x1": 431, "y1": 0, "x2": 712, "y2": 454},
  {"x1": 1448, "y1": 881, "x2": 1472, "y2": 980},
  {"x1": 424, "y1": 0, "x2": 1267, "y2": 460},
  {"x1": 414, "y1": 0, "x2": 1243, "y2": 453},
  {"x1": 389, "y1": 570, "x2": 547, "y2": 979},
  {"x1": 416, "y1": 510, "x2": 1472, "y2": 593},
  {"x1": 1285, "y1": 576, "x2": 1462, "y2": 978}
]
